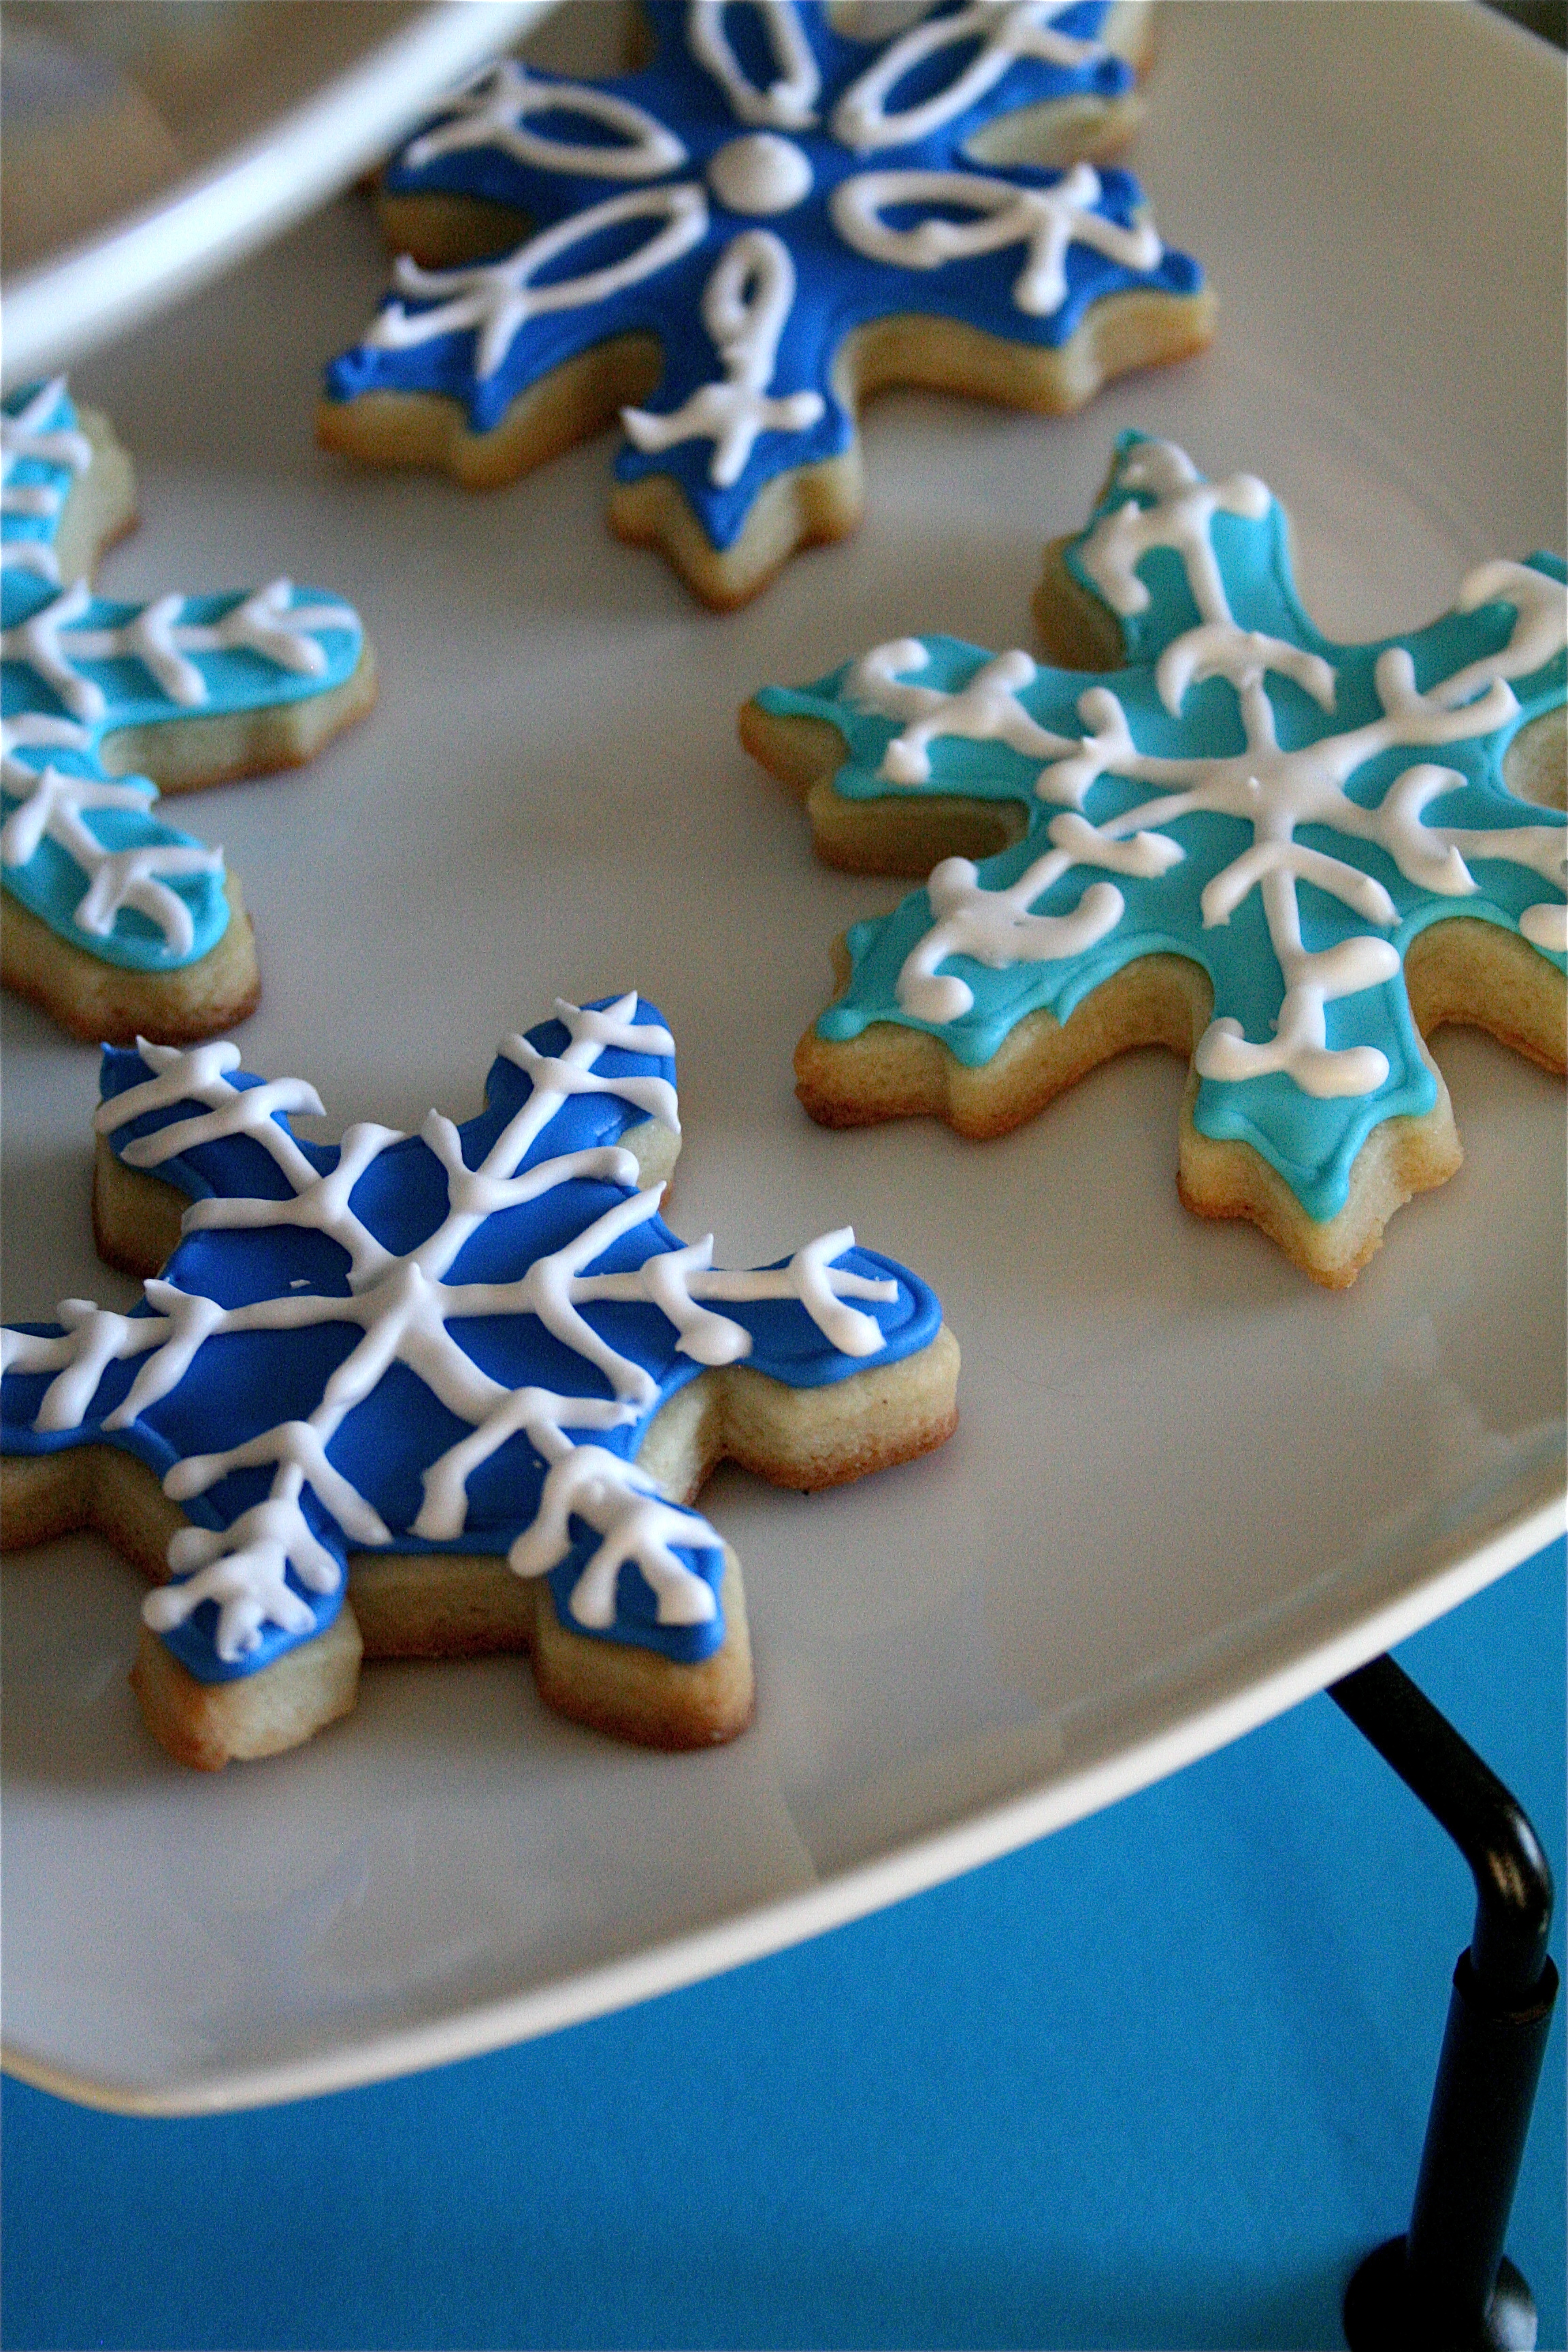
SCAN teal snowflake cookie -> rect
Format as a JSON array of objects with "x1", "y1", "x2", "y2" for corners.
[
  {"x1": 745, "y1": 433, "x2": 1566, "y2": 1284},
  {"x1": 2, "y1": 378, "x2": 374, "y2": 1045}
]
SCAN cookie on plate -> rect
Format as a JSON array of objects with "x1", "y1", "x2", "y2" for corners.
[
  {"x1": 1, "y1": 995, "x2": 960, "y2": 1765},
  {"x1": 2, "y1": 378, "x2": 374, "y2": 1045},
  {"x1": 742, "y1": 432, "x2": 1566, "y2": 1284},
  {"x1": 318, "y1": 1, "x2": 1211, "y2": 608}
]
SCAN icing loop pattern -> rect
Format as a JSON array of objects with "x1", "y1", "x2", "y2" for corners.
[
  {"x1": 757, "y1": 432, "x2": 1567, "y2": 1220},
  {"x1": 829, "y1": 161, "x2": 1161, "y2": 315},
  {"x1": 829, "y1": 0, "x2": 1109, "y2": 151},
  {"x1": 372, "y1": 186, "x2": 711, "y2": 382},
  {"x1": 327, "y1": 2, "x2": 1201, "y2": 560},
  {"x1": 399, "y1": 59, "x2": 689, "y2": 179},
  {"x1": 1, "y1": 998, "x2": 941, "y2": 1680},
  {"x1": 622, "y1": 230, "x2": 827, "y2": 485},
  {"x1": 688, "y1": 0, "x2": 823, "y2": 128},
  {"x1": 1, "y1": 380, "x2": 367, "y2": 977}
]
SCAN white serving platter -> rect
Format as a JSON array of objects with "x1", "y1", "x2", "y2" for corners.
[
  {"x1": 1, "y1": 0, "x2": 1563, "y2": 2115},
  {"x1": 0, "y1": 0, "x2": 557, "y2": 389}
]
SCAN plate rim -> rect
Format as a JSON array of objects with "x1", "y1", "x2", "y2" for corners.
[
  {"x1": 1, "y1": 0, "x2": 1564, "y2": 2117},
  {"x1": 0, "y1": 0, "x2": 558, "y2": 391},
  {"x1": 4, "y1": 1479, "x2": 1561, "y2": 2116}
]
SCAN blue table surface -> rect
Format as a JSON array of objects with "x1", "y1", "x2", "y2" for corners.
[{"x1": 4, "y1": 1537, "x2": 1563, "y2": 2352}]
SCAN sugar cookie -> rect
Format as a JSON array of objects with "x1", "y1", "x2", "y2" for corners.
[
  {"x1": 319, "y1": 2, "x2": 1210, "y2": 608},
  {"x1": 1, "y1": 996, "x2": 959, "y2": 1763},
  {"x1": 2, "y1": 378, "x2": 374, "y2": 1044},
  {"x1": 743, "y1": 433, "x2": 1566, "y2": 1284}
]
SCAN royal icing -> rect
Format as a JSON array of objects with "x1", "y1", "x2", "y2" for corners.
[
  {"x1": 1, "y1": 380, "x2": 366, "y2": 978},
  {"x1": 755, "y1": 433, "x2": 1567, "y2": 1221},
  {"x1": 326, "y1": 2, "x2": 1201, "y2": 557},
  {"x1": 0, "y1": 996, "x2": 943, "y2": 1680},
  {"x1": 1, "y1": 377, "x2": 93, "y2": 584}
]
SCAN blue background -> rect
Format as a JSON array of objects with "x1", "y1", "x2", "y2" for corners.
[{"x1": 4, "y1": 1537, "x2": 1563, "y2": 2351}]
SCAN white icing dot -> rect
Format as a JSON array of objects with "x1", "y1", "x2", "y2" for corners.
[{"x1": 707, "y1": 133, "x2": 813, "y2": 217}]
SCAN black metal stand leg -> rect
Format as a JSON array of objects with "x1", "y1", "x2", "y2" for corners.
[{"x1": 1329, "y1": 1653, "x2": 1560, "y2": 2352}]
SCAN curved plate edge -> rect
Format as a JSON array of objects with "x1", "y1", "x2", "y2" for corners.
[{"x1": 6, "y1": 1473, "x2": 1561, "y2": 2117}]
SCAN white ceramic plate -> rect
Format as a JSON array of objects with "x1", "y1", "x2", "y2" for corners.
[
  {"x1": 2, "y1": 0, "x2": 1563, "y2": 2115},
  {"x1": 0, "y1": 0, "x2": 557, "y2": 389}
]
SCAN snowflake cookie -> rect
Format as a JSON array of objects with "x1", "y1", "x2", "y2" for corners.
[
  {"x1": 0, "y1": 996, "x2": 959, "y2": 1765},
  {"x1": 318, "y1": 1, "x2": 1211, "y2": 608},
  {"x1": 2, "y1": 378, "x2": 374, "y2": 1045},
  {"x1": 742, "y1": 433, "x2": 1567, "y2": 1285}
]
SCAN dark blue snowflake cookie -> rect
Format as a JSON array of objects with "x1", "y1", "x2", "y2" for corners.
[
  {"x1": 318, "y1": 1, "x2": 1211, "y2": 606},
  {"x1": 1, "y1": 996, "x2": 958, "y2": 1763}
]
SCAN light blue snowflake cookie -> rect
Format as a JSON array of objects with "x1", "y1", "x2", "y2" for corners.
[
  {"x1": 0, "y1": 995, "x2": 958, "y2": 1764},
  {"x1": 319, "y1": 1, "x2": 1210, "y2": 605},
  {"x1": 2, "y1": 378, "x2": 374, "y2": 1044},
  {"x1": 745, "y1": 433, "x2": 1567, "y2": 1284}
]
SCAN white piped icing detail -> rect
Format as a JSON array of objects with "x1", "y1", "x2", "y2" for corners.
[
  {"x1": 340, "y1": 2, "x2": 1200, "y2": 584},
  {"x1": 831, "y1": 0, "x2": 1107, "y2": 152},
  {"x1": 0, "y1": 754, "x2": 223, "y2": 954},
  {"x1": 622, "y1": 230, "x2": 826, "y2": 487},
  {"x1": 9, "y1": 1001, "x2": 900, "y2": 1660},
  {"x1": 840, "y1": 446, "x2": 1567, "y2": 1094},
  {"x1": 365, "y1": 184, "x2": 710, "y2": 382},
  {"x1": 3, "y1": 708, "x2": 227, "y2": 954},
  {"x1": 1, "y1": 577, "x2": 344, "y2": 723},
  {"x1": 145, "y1": 1497, "x2": 342, "y2": 1660},
  {"x1": 848, "y1": 639, "x2": 1073, "y2": 784},
  {"x1": 707, "y1": 131, "x2": 815, "y2": 214},
  {"x1": 1076, "y1": 438, "x2": 1273, "y2": 624},
  {"x1": 899, "y1": 852, "x2": 1136, "y2": 1024},
  {"x1": 508, "y1": 1444, "x2": 722, "y2": 1627},
  {"x1": 1, "y1": 378, "x2": 92, "y2": 587},
  {"x1": 829, "y1": 161, "x2": 1161, "y2": 316},
  {"x1": 687, "y1": 0, "x2": 821, "y2": 129},
  {"x1": 1, "y1": 381, "x2": 370, "y2": 983},
  {"x1": 401, "y1": 59, "x2": 688, "y2": 180}
]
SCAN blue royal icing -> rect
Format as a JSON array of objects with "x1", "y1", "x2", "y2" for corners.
[
  {"x1": 1, "y1": 378, "x2": 364, "y2": 976},
  {"x1": 325, "y1": 1, "x2": 1203, "y2": 557},
  {"x1": 755, "y1": 433, "x2": 1567, "y2": 1223},
  {"x1": 0, "y1": 996, "x2": 945, "y2": 1680}
]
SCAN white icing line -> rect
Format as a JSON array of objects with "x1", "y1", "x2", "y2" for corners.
[
  {"x1": 1, "y1": 379, "x2": 92, "y2": 585},
  {"x1": 509, "y1": 1443, "x2": 719, "y2": 1627},
  {"x1": 832, "y1": 0, "x2": 1106, "y2": 153},
  {"x1": 0, "y1": 578, "x2": 356, "y2": 723},
  {"x1": 0, "y1": 760, "x2": 221, "y2": 953},
  {"x1": 16, "y1": 999, "x2": 898, "y2": 1659},
  {"x1": 147, "y1": 1487, "x2": 351, "y2": 1661},
  {"x1": 621, "y1": 230, "x2": 826, "y2": 487},
  {"x1": 1076, "y1": 440, "x2": 1272, "y2": 625},
  {"x1": 1520, "y1": 900, "x2": 1567, "y2": 952},
  {"x1": 830, "y1": 161, "x2": 1160, "y2": 318},
  {"x1": 368, "y1": 186, "x2": 710, "y2": 382},
  {"x1": 840, "y1": 444, "x2": 1567, "y2": 1091},
  {"x1": 687, "y1": 0, "x2": 821, "y2": 130},
  {"x1": 847, "y1": 639, "x2": 1073, "y2": 785},
  {"x1": 402, "y1": 59, "x2": 688, "y2": 180}
]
